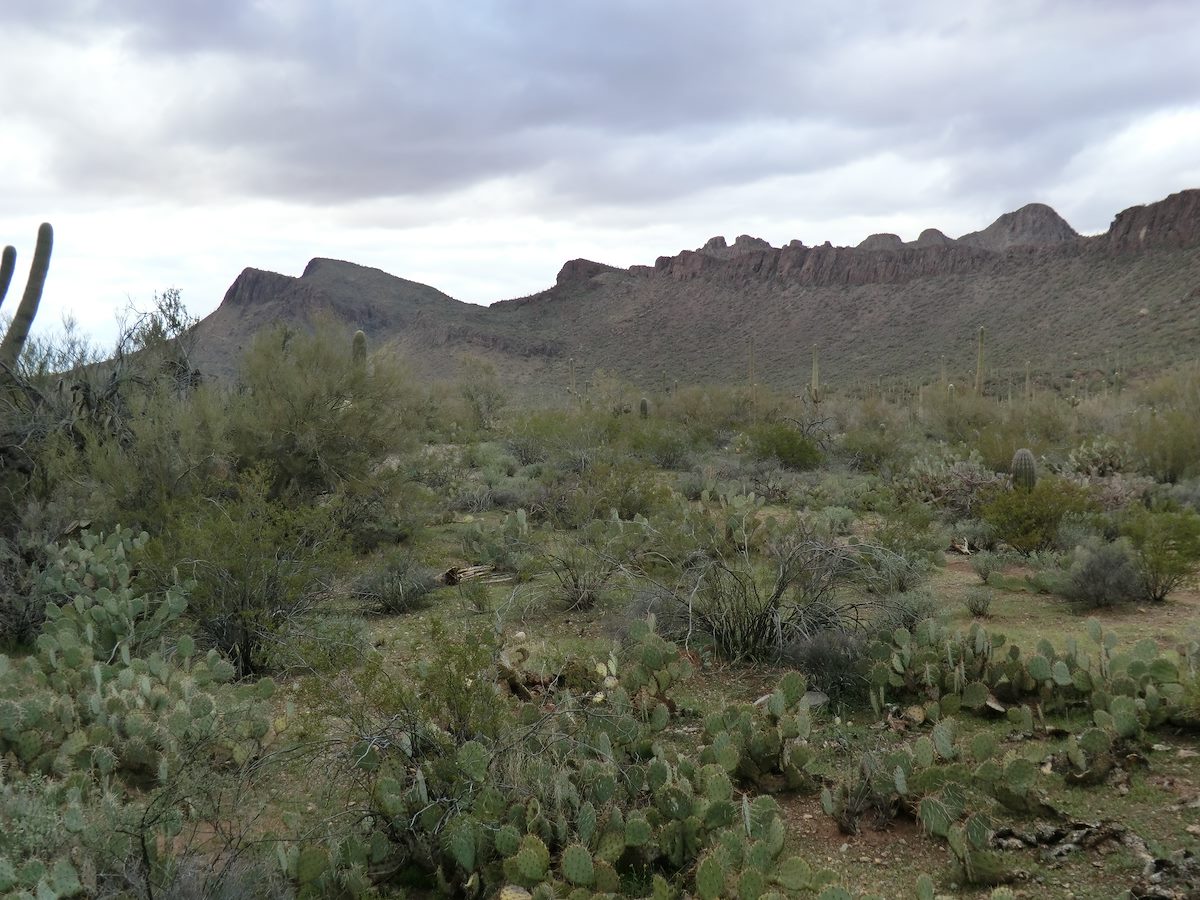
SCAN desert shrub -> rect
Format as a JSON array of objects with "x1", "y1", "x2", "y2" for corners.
[
  {"x1": 353, "y1": 551, "x2": 439, "y2": 614},
  {"x1": 853, "y1": 544, "x2": 934, "y2": 595},
  {"x1": 1064, "y1": 537, "x2": 1141, "y2": 608},
  {"x1": 963, "y1": 587, "x2": 993, "y2": 618},
  {"x1": 780, "y1": 630, "x2": 866, "y2": 705},
  {"x1": 746, "y1": 421, "x2": 821, "y2": 471},
  {"x1": 462, "y1": 440, "x2": 519, "y2": 475},
  {"x1": 544, "y1": 460, "x2": 671, "y2": 527},
  {"x1": 541, "y1": 517, "x2": 647, "y2": 610},
  {"x1": 741, "y1": 458, "x2": 797, "y2": 504},
  {"x1": 1160, "y1": 477, "x2": 1200, "y2": 513},
  {"x1": 141, "y1": 470, "x2": 350, "y2": 676},
  {"x1": 676, "y1": 523, "x2": 857, "y2": 660},
  {"x1": 461, "y1": 509, "x2": 537, "y2": 578},
  {"x1": 813, "y1": 505, "x2": 856, "y2": 536},
  {"x1": 457, "y1": 355, "x2": 508, "y2": 430},
  {"x1": 624, "y1": 419, "x2": 695, "y2": 469},
  {"x1": 978, "y1": 477, "x2": 1098, "y2": 554},
  {"x1": 1126, "y1": 408, "x2": 1200, "y2": 483},
  {"x1": 806, "y1": 470, "x2": 888, "y2": 512},
  {"x1": 676, "y1": 468, "x2": 718, "y2": 502},
  {"x1": 840, "y1": 422, "x2": 908, "y2": 474},
  {"x1": 456, "y1": 579, "x2": 493, "y2": 614},
  {"x1": 1053, "y1": 510, "x2": 1112, "y2": 554},
  {"x1": 503, "y1": 409, "x2": 612, "y2": 471},
  {"x1": 969, "y1": 551, "x2": 1005, "y2": 584},
  {"x1": 1120, "y1": 506, "x2": 1200, "y2": 602},
  {"x1": 875, "y1": 588, "x2": 940, "y2": 631},
  {"x1": 955, "y1": 517, "x2": 997, "y2": 551},
  {"x1": 226, "y1": 323, "x2": 413, "y2": 499}
]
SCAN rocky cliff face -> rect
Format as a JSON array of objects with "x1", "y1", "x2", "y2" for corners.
[{"x1": 1105, "y1": 189, "x2": 1200, "y2": 252}]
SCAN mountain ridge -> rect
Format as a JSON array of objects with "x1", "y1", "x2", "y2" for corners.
[{"x1": 192, "y1": 189, "x2": 1200, "y2": 392}]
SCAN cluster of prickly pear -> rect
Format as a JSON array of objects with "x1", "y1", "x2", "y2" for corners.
[
  {"x1": 616, "y1": 616, "x2": 694, "y2": 718},
  {"x1": 0, "y1": 529, "x2": 280, "y2": 782},
  {"x1": 947, "y1": 816, "x2": 1011, "y2": 887},
  {"x1": 973, "y1": 754, "x2": 1057, "y2": 817},
  {"x1": 700, "y1": 671, "x2": 818, "y2": 791},
  {"x1": 868, "y1": 615, "x2": 1188, "y2": 735}
]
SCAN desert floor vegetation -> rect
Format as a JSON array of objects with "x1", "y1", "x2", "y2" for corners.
[{"x1": 2, "y1": 259, "x2": 1199, "y2": 898}]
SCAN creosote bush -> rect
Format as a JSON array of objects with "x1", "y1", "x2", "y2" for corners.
[
  {"x1": 979, "y1": 477, "x2": 1098, "y2": 554},
  {"x1": 746, "y1": 421, "x2": 821, "y2": 471}
]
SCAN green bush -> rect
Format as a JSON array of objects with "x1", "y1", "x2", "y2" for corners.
[
  {"x1": 1064, "y1": 537, "x2": 1141, "y2": 608},
  {"x1": 142, "y1": 470, "x2": 350, "y2": 676},
  {"x1": 1120, "y1": 506, "x2": 1200, "y2": 602},
  {"x1": 978, "y1": 478, "x2": 1098, "y2": 554},
  {"x1": 226, "y1": 323, "x2": 414, "y2": 499},
  {"x1": 963, "y1": 587, "x2": 993, "y2": 618},
  {"x1": 353, "y1": 551, "x2": 439, "y2": 614},
  {"x1": 746, "y1": 422, "x2": 821, "y2": 471}
]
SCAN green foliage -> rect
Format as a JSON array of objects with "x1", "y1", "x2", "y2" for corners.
[
  {"x1": 352, "y1": 550, "x2": 439, "y2": 614},
  {"x1": 1064, "y1": 537, "x2": 1141, "y2": 609},
  {"x1": 227, "y1": 323, "x2": 414, "y2": 498},
  {"x1": 459, "y1": 355, "x2": 508, "y2": 431},
  {"x1": 963, "y1": 587, "x2": 993, "y2": 618},
  {"x1": 1119, "y1": 505, "x2": 1200, "y2": 601},
  {"x1": 746, "y1": 422, "x2": 821, "y2": 471},
  {"x1": 979, "y1": 477, "x2": 1097, "y2": 554},
  {"x1": 142, "y1": 469, "x2": 351, "y2": 676},
  {"x1": 317, "y1": 618, "x2": 844, "y2": 899}
]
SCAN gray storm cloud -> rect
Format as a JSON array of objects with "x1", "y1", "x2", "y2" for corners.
[{"x1": 3, "y1": 0, "x2": 1198, "y2": 230}]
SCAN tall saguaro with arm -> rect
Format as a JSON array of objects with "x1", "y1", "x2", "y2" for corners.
[{"x1": 0, "y1": 222, "x2": 54, "y2": 373}]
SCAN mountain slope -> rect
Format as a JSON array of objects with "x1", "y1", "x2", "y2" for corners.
[{"x1": 191, "y1": 189, "x2": 1200, "y2": 393}]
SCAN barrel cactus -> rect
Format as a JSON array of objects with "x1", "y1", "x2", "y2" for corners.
[{"x1": 1011, "y1": 448, "x2": 1037, "y2": 492}]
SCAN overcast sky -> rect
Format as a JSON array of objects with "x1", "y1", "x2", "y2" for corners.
[{"x1": 3, "y1": 1, "x2": 1199, "y2": 343}]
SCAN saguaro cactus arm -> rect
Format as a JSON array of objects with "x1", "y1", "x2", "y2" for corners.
[
  {"x1": 0, "y1": 244, "x2": 16, "y2": 307},
  {"x1": 0, "y1": 223, "x2": 53, "y2": 371}
]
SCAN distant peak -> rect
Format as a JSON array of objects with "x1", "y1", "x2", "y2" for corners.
[
  {"x1": 958, "y1": 202, "x2": 1078, "y2": 251},
  {"x1": 911, "y1": 228, "x2": 954, "y2": 248},
  {"x1": 857, "y1": 233, "x2": 904, "y2": 251}
]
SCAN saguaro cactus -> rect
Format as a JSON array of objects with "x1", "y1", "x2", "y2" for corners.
[
  {"x1": 352, "y1": 329, "x2": 367, "y2": 367},
  {"x1": 639, "y1": 396, "x2": 649, "y2": 418},
  {"x1": 807, "y1": 345, "x2": 822, "y2": 414},
  {"x1": 0, "y1": 222, "x2": 53, "y2": 372},
  {"x1": 1011, "y1": 448, "x2": 1037, "y2": 492},
  {"x1": 973, "y1": 326, "x2": 985, "y2": 395}
]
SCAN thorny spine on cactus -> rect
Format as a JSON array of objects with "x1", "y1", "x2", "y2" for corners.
[
  {"x1": 0, "y1": 222, "x2": 53, "y2": 373},
  {"x1": 1011, "y1": 448, "x2": 1037, "y2": 492}
]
